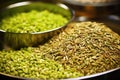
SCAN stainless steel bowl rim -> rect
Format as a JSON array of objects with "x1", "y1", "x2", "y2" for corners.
[
  {"x1": 61, "y1": 0, "x2": 120, "y2": 6},
  {"x1": 0, "y1": 67, "x2": 119, "y2": 80}
]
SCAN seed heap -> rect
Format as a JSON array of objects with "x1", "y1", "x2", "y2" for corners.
[
  {"x1": 39, "y1": 22, "x2": 120, "y2": 75},
  {"x1": 0, "y1": 22, "x2": 120, "y2": 79},
  {"x1": 0, "y1": 48, "x2": 82, "y2": 79},
  {"x1": 0, "y1": 10, "x2": 68, "y2": 33}
]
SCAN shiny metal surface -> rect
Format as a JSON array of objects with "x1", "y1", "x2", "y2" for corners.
[
  {"x1": 61, "y1": 0, "x2": 120, "y2": 6},
  {"x1": 65, "y1": 68, "x2": 120, "y2": 80},
  {"x1": 0, "y1": 68, "x2": 119, "y2": 80}
]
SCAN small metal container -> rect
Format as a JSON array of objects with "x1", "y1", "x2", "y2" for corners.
[{"x1": 0, "y1": 1, "x2": 74, "y2": 50}]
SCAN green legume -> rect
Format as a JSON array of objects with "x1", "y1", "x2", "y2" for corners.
[
  {"x1": 0, "y1": 47, "x2": 82, "y2": 79},
  {"x1": 0, "y1": 10, "x2": 68, "y2": 33}
]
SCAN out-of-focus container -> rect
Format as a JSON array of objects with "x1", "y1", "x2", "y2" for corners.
[
  {"x1": 60, "y1": 0, "x2": 120, "y2": 18},
  {"x1": 59, "y1": 0, "x2": 120, "y2": 35}
]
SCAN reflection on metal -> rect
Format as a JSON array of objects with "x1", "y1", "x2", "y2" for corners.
[
  {"x1": 61, "y1": 0, "x2": 120, "y2": 6},
  {"x1": 64, "y1": 68, "x2": 120, "y2": 80},
  {"x1": 76, "y1": 16, "x2": 88, "y2": 21},
  {"x1": 7, "y1": 1, "x2": 31, "y2": 8},
  {"x1": 58, "y1": 3, "x2": 69, "y2": 10},
  {"x1": 108, "y1": 15, "x2": 120, "y2": 21}
]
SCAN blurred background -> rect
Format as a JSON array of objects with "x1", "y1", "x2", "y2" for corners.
[{"x1": 0, "y1": 0, "x2": 120, "y2": 19}]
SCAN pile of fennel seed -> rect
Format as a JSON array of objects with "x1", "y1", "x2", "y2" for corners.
[{"x1": 38, "y1": 22, "x2": 120, "y2": 75}]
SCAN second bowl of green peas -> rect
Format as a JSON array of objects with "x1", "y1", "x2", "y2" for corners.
[{"x1": 0, "y1": 1, "x2": 74, "y2": 50}]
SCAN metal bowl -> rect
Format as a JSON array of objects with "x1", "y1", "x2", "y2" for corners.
[
  {"x1": 0, "y1": 1, "x2": 74, "y2": 50},
  {"x1": 0, "y1": 67, "x2": 119, "y2": 80},
  {"x1": 60, "y1": 0, "x2": 120, "y2": 6}
]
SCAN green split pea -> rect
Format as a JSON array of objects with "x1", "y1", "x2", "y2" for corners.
[{"x1": 0, "y1": 10, "x2": 68, "y2": 33}]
